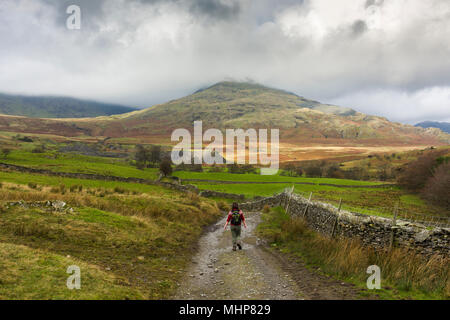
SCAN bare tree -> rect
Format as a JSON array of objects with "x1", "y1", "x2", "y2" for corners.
[
  {"x1": 397, "y1": 149, "x2": 447, "y2": 191},
  {"x1": 159, "y1": 158, "x2": 173, "y2": 177},
  {"x1": 134, "y1": 145, "x2": 148, "y2": 169},
  {"x1": 422, "y1": 162, "x2": 450, "y2": 209},
  {"x1": 149, "y1": 145, "x2": 162, "y2": 165}
]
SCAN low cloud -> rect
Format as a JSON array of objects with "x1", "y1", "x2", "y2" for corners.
[{"x1": 329, "y1": 87, "x2": 450, "y2": 124}]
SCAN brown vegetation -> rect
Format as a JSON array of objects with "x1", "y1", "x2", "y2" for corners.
[
  {"x1": 259, "y1": 209, "x2": 450, "y2": 298},
  {"x1": 396, "y1": 149, "x2": 449, "y2": 209},
  {"x1": 422, "y1": 162, "x2": 450, "y2": 209},
  {"x1": 397, "y1": 149, "x2": 447, "y2": 191}
]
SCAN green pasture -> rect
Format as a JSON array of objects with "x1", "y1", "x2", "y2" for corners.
[{"x1": 0, "y1": 149, "x2": 159, "y2": 180}]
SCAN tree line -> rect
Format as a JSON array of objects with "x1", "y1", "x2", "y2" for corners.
[{"x1": 397, "y1": 149, "x2": 449, "y2": 209}]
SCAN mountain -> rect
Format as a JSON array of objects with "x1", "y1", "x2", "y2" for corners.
[
  {"x1": 96, "y1": 82, "x2": 450, "y2": 144},
  {"x1": 0, "y1": 82, "x2": 448, "y2": 147},
  {"x1": 415, "y1": 121, "x2": 450, "y2": 134},
  {"x1": 0, "y1": 93, "x2": 137, "y2": 118}
]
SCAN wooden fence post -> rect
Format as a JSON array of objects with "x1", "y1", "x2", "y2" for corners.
[
  {"x1": 285, "y1": 185, "x2": 294, "y2": 214},
  {"x1": 331, "y1": 198, "x2": 342, "y2": 238},
  {"x1": 283, "y1": 188, "x2": 288, "y2": 210},
  {"x1": 389, "y1": 201, "x2": 399, "y2": 250},
  {"x1": 302, "y1": 192, "x2": 312, "y2": 217}
]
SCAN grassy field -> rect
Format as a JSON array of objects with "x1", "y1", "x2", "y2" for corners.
[
  {"x1": 257, "y1": 207, "x2": 450, "y2": 300},
  {"x1": 173, "y1": 170, "x2": 386, "y2": 185},
  {"x1": 0, "y1": 135, "x2": 448, "y2": 300},
  {"x1": 182, "y1": 176, "x2": 446, "y2": 219},
  {"x1": 0, "y1": 177, "x2": 221, "y2": 299},
  {"x1": 0, "y1": 170, "x2": 162, "y2": 194},
  {"x1": 0, "y1": 146, "x2": 445, "y2": 220},
  {"x1": 0, "y1": 149, "x2": 159, "y2": 180}
]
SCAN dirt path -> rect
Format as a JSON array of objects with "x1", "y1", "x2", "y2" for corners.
[{"x1": 174, "y1": 212, "x2": 366, "y2": 300}]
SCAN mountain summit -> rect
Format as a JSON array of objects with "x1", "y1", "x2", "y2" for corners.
[{"x1": 124, "y1": 81, "x2": 357, "y2": 129}]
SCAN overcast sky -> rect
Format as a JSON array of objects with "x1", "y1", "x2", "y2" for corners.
[{"x1": 1, "y1": 0, "x2": 449, "y2": 124}]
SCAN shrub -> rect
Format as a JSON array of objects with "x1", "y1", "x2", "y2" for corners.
[
  {"x1": 27, "y1": 182, "x2": 38, "y2": 189},
  {"x1": 1, "y1": 148, "x2": 11, "y2": 158},
  {"x1": 50, "y1": 187, "x2": 59, "y2": 193},
  {"x1": 114, "y1": 186, "x2": 127, "y2": 194},
  {"x1": 323, "y1": 163, "x2": 345, "y2": 179},
  {"x1": 217, "y1": 200, "x2": 229, "y2": 211},
  {"x1": 282, "y1": 164, "x2": 297, "y2": 177},
  {"x1": 377, "y1": 164, "x2": 395, "y2": 181},
  {"x1": 304, "y1": 165, "x2": 322, "y2": 178},
  {"x1": 174, "y1": 163, "x2": 203, "y2": 172},
  {"x1": 186, "y1": 192, "x2": 200, "y2": 207},
  {"x1": 343, "y1": 167, "x2": 368, "y2": 180},
  {"x1": 31, "y1": 145, "x2": 46, "y2": 153},
  {"x1": 227, "y1": 163, "x2": 257, "y2": 174},
  {"x1": 208, "y1": 166, "x2": 223, "y2": 173},
  {"x1": 295, "y1": 167, "x2": 304, "y2": 177},
  {"x1": 262, "y1": 204, "x2": 271, "y2": 213},
  {"x1": 136, "y1": 161, "x2": 145, "y2": 170}
]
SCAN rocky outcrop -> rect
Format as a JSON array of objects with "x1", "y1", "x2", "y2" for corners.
[{"x1": 5, "y1": 200, "x2": 75, "y2": 214}]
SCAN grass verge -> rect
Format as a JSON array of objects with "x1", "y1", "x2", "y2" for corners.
[
  {"x1": 0, "y1": 183, "x2": 221, "y2": 299},
  {"x1": 257, "y1": 207, "x2": 450, "y2": 300}
]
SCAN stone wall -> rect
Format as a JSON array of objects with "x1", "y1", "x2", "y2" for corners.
[
  {"x1": 2, "y1": 162, "x2": 448, "y2": 256},
  {"x1": 199, "y1": 190, "x2": 245, "y2": 201},
  {"x1": 240, "y1": 191, "x2": 450, "y2": 256},
  {"x1": 0, "y1": 162, "x2": 198, "y2": 194}
]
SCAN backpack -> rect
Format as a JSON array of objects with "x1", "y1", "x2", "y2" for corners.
[{"x1": 231, "y1": 210, "x2": 242, "y2": 225}]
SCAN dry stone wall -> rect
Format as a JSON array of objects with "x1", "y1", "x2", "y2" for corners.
[
  {"x1": 0, "y1": 162, "x2": 198, "y2": 194},
  {"x1": 199, "y1": 190, "x2": 245, "y2": 201},
  {"x1": 240, "y1": 192, "x2": 449, "y2": 257},
  {"x1": 2, "y1": 162, "x2": 448, "y2": 256}
]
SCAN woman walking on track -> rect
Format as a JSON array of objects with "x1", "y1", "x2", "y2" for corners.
[{"x1": 223, "y1": 202, "x2": 247, "y2": 251}]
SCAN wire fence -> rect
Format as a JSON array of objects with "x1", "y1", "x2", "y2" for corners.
[{"x1": 287, "y1": 188, "x2": 450, "y2": 229}]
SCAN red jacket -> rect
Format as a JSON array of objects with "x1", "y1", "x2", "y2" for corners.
[{"x1": 227, "y1": 210, "x2": 245, "y2": 226}]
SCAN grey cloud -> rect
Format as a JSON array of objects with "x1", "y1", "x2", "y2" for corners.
[
  {"x1": 188, "y1": 0, "x2": 241, "y2": 20},
  {"x1": 351, "y1": 20, "x2": 368, "y2": 36},
  {"x1": 365, "y1": 0, "x2": 384, "y2": 8},
  {"x1": 41, "y1": 0, "x2": 106, "y2": 29},
  {"x1": 43, "y1": 0, "x2": 241, "y2": 26},
  {"x1": 0, "y1": 0, "x2": 449, "y2": 124}
]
